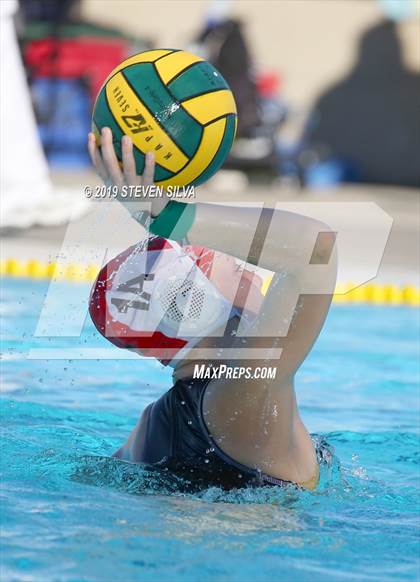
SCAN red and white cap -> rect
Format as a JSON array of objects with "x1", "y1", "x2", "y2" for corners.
[{"x1": 89, "y1": 237, "x2": 263, "y2": 366}]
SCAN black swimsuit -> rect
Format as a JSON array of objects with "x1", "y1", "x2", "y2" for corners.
[{"x1": 114, "y1": 377, "x2": 331, "y2": 491}]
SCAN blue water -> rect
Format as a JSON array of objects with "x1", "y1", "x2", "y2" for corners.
[{"x1": 1, "y1": 277, "x2": 419, "y2": 582}]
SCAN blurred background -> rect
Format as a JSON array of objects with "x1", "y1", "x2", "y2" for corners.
[{"x1": 1, "y1": 0, "x2": 419, "y2": 287}]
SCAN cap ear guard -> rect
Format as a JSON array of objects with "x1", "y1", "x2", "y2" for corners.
[
  {"x1": 149, "y1": 251, "x2": 235, "y2": 339},
  {"x1": 159, "y1": 278, "x2": 206, "y2": 326}
]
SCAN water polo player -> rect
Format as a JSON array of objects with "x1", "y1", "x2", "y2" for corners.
[{"x1": 88, "y1": 128, "x2": 337, "y2": 490}]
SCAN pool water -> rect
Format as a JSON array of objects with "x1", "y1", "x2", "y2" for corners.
[{"x1": 1, "y1": 277, "x2": 419, "y2": 582}]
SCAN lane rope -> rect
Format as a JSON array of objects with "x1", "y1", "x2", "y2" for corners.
[{"x1": 1, "y1": 258, "x2": 419, "y2": 306}]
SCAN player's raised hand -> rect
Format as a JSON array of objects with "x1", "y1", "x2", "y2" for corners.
[{"x1": 88, "y1": 127, "x2": 168, "y2": 218}]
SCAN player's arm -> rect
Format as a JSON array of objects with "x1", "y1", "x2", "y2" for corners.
[{"x1": 88, "y1": 128, "x2": 334, "y2": 279}]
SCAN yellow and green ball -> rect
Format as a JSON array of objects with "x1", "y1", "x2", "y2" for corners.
[{"x1": 92, "y1": 49, "x2": 237, "y2": 187}]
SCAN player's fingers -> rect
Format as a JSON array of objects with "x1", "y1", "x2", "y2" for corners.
[
  {"x1": 100, "y1": 127, "x2": 124, "y2": 187},
  {"x1": 141, "y1": 151, "x2": 156, "y2": 187},
  {"x1": 122, "y1": 135, "x2": 139, "y2": 185},
  {"x1": 87, "y1": 133, "x2": 109, "y2": 183}
]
